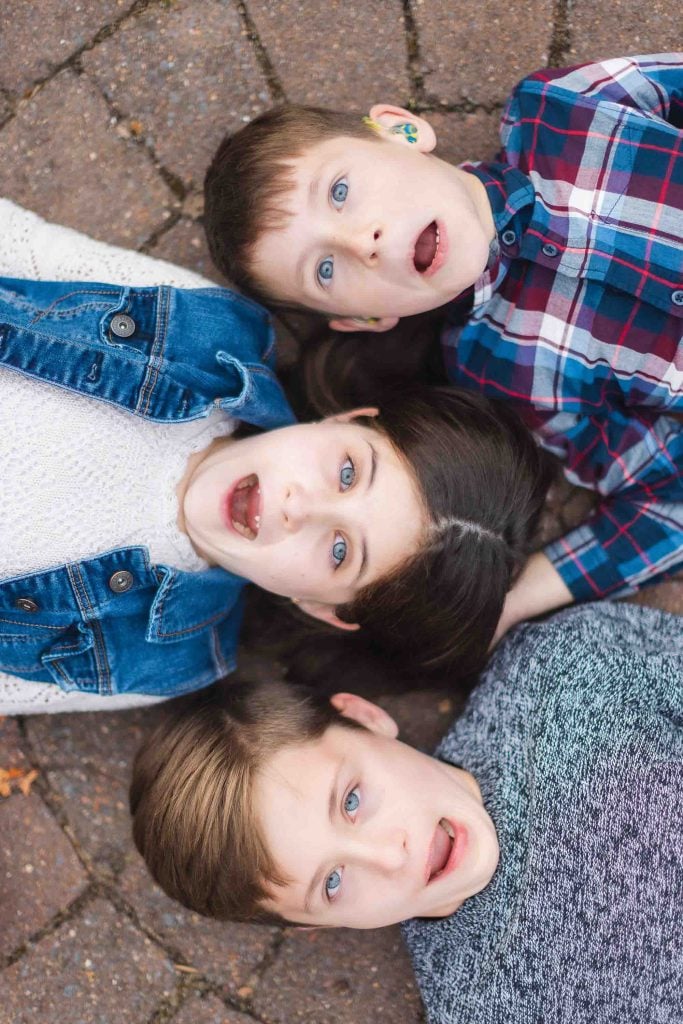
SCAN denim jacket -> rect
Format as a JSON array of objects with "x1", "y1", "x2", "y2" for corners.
[{"x1": 0, "y1": 277, "x2": 294, "y2": 696}]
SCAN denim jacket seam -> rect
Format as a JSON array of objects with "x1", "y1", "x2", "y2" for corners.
[
  {"x1": 65, "y1": 563, "x2": 112, "y2": 694},
  {"x1": 29, "y1": 287, "x2": 122, "y2": 324},
  {"x1": 153, "y1": 575, "x2": 230, "y2": 637},
  {"x1": 136, "y1": 286, "x2": 168, "y2": 417},
  {"x1": 0, "y1": 616, "x2": 64, "y2": 630}
]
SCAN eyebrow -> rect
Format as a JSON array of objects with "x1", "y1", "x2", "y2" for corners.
[
  {"x1": 302, "y1": 758, "x2": 346, "y2": 916},
  {"x1": 355, "y1": 441, "x2": 378, "y2": 584}
]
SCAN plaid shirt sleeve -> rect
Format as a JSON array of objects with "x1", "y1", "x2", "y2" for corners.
[
  {"x1": 516, "y1": 52, "x2": 683, "y2": 126},
  {"x1": 543, "y1": 409, "x2": 683, "y2": 600}
]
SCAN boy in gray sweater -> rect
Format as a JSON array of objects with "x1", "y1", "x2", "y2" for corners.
[{"x1": 131, "y1": 601, "x2": 682, "y2": 1023}]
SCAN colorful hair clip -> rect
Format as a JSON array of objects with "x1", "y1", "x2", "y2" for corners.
[{"x1": 390, "y1": 122, "x2": 418, "y2": 144}]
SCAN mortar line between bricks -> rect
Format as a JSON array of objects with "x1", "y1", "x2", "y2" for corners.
[
  {"x1": 0, "y1": 881, "x2": 100, "y2": 971},
  {"x1": 548, "y1": 0, "x2": 572, "y2": 66},
  {"x1": 401, "y1": 0, "x2": 426, "y2": 107},
  {"x1": 78, "y1": 66, "x2": 188, "y2": 203},
  {"x1": 0, "y1": 0, "x2": 168, "y2": 116},
  {"x1": 235, "y1": 0, "x2": 287, "y2": 105},
  {"x1": 16, "y1": 716, "x2": 100, "y2": 877},
  {"x1": 101, "y1": 878, "x2": 286, "y2": 1022}
]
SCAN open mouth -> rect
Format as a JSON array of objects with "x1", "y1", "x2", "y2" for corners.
[
  {"x1": 228, "y1": 474, "x2": 261, "y2": 539},
  {"x1": 427, "y1": 818, "x2": 455, "y2": 883},
  {"x1": 413, "y1": 221, "x2": 440, "y2": 273}
]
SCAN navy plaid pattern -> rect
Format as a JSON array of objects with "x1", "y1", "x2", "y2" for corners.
[{"x1": 443, "y1": 54, "x2": 683, "y2": 601}]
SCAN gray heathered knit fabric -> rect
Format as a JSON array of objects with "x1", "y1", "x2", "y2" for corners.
[{"x1": 403, "y1": 602, "x2": 683, "y2": 1024}]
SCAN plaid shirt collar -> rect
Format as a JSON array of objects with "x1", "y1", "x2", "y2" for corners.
[{"x1": 462, "y1": 162, "x2": 535, "y2": 309}]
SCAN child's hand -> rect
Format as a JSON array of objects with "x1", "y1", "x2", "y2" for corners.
[{"x1": 490, "y1": 553, "x2": 574, "y2": 650}]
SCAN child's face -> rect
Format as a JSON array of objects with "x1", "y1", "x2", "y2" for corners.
[
  {"x1": 253, "y1": 697, "x2": 499, "y2": 929},
  {"x1": 181, "y1": 412, "x2": 426, "y2": 624},
  {"x1": 250, "y1": 108, "x2": 494, "y2": 327}
]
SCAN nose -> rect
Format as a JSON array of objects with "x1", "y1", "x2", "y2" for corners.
[
  {"x1": 340, "y1": 222, "x2": 382, "y2": 266},
  {"x1": 283, "y1": 482, "x2": 336, "y2": 531},
  {"x1": 351, "y1": 824, "x2": 409, "y2": 875}
]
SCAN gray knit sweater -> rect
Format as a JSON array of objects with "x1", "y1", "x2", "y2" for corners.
[{"x1": 403, "y1": 602, "x2": 683, "y2": 1024}]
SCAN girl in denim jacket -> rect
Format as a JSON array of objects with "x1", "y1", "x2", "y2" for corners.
[{"x1": 0, "y1": 200, "x2": 550, "y2": 714}]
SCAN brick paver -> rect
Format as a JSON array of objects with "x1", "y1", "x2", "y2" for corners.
[
  {"x1": 0, "y1": 4, "x2": 681, "y2": 1023},
  {"x1": 0, "y1": 792, "x2": 88, "y2": 958},
  {"x1": 119, "y1": 856, "x2": 278, "y2": 998},
  {"x1": 0, "y1": 0, "x2": 125, "y2": 96},
  {"x1": 1, "y1": 898, "x2": 176, "y2": 1023},
  {"x1": 567, "y1": 2, "x2": 680, "y2": 64},
  {"x1": 0, "y1": 70, "x2": 173, "y2": 246},
  {"x1": 253, "y1": 926, "x2": 424, "y2": 1023},
  {"x1": 248, "y1": 0, "x2": 411, "y2": 109},
  {"x1": 82, "y1": 0, "x2": 272, "y2": 187},
  {"x1": 173, "y1": 995, "x2": 257, "y2": 1024},
  {"x1": 413, "y1": 0, "x2": 555, "y2": 106}
]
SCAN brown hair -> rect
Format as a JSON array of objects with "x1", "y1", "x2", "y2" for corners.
[
  {"x1": 130, "y1": 680, "x2": 360, "y2": 923},
  {"x1": 203, "y1": 104, "x2": 380, "y2": 303},
  {"x1": 326, "y1": 383, "x2": 554, "y2": 677}
]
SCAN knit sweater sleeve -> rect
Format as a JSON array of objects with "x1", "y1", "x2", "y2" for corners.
[
  {"x1": 404, "y1": 602, "x2": 683, "y2": 1024},
  {"x1": 0, "y1": 198, "x2": 214, "y2": 288}
]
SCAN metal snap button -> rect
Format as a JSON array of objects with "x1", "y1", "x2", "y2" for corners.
[
  {"x1": 671, "y1": 289, "x2": 683, "y2": 307},
  {"x1": 111, "y1": 314, "x2": 136, "y2": 338},
  {"x1": 542, "y1": 243, "x2": 559, "y2": 258},
  {"x1": 501, "y1": 229, "x2": 516, "y2": 247},
  {"x1": 15, "y1": 596, "x2": 39, "y2": 612},
  {"x1": 109, "y1": 570, "x2": 134, "y2": 594}
]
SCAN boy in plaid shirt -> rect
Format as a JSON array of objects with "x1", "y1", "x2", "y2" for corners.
[{"x1": 204, "y1": 53, "x2": 683, "y2": 638}]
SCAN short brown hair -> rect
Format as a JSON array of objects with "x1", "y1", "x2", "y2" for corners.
[
  {"x1": 203, "y1": 104, "x2": 379, "y2": 303},
  {"x1": 130, "y1": 680, "x2": 361, "y2": 923}
]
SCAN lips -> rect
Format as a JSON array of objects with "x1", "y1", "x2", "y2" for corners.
[
  {"x1": 228, "y1": 474, "x2": 261, "y2": 539},
  {"x1": 414, "y1": 221, "x2": 440, "y2": 273},
  {"x1": 427, "y1": 818, "x2": 455, "y2": 882}
]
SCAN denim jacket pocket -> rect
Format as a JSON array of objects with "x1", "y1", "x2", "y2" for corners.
[{"x1": 0, "y1": 616, "x2": 102, "y2": 691}]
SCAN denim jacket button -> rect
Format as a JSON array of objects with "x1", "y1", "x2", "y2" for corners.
[
  {"x1": 111, "y1": 314, "x2": 136, "y2": 338},
  {"x1": 109, "y1": 570, "x2": 134, "y2": 594},
  {"x1": 15, "y1": 596, "x2": 39, "y2": 612}
]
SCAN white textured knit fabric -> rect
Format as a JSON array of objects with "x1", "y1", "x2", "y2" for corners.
[
  {"x1": 0, "y1": 197, "x2": 229, "y2": 712},
  {"x1": 0, "y1": 368, "x2": 233, "y2": 579}
]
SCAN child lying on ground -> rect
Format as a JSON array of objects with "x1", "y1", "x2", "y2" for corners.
[
  {"x1": 0, "y1": 200, "x2": 550, "y2": 712},
  {"x1": 131, "y1": 601, "x2": 683, "y2": 1023},
  {"x1": 204, "y1": 53, "x2": 683, "y2": 642}
]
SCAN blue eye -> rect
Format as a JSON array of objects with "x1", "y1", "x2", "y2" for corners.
[
  {"x1": 340, "y1": 456, "x2": 355, "y2": 491},
  {"x1": 331, "y1": 177, "x2": 348, "y2": 208},
  {"x1": 344, "y1": 786, "x2": 360, "y2": 816},
  {"x1": 332, "y1": 533, "x2": 347, "y2": 568},
  {"x1": 317, "y1": 257, "x2": 334, "y2": 286},
  {"x1": 325, "y1": 868, "x2": 343, "y2": 899}
]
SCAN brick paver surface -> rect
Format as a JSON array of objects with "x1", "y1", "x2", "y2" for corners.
[{"x1": 0, "y1": 3, "x2": 680, "y2": 1023}]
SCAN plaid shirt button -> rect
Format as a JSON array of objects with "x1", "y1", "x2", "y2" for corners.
[
  {"x1": 542, "y1": 243, "x2": 559, "y2": 258},
  {"x1": 671, "y1": 290, "x2": 683, "y2": 306}
]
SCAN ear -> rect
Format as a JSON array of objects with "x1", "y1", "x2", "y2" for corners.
[
  {"x1": 329, "y1": 692, "x2": 399, "y2": 738},
  {"x1": 297, "y1": 599, "x2": 361, "y2": 632},
  {"x1": 368, "y1": 103, "x2": 437, "y2": 154},
  {"x1": 328, "y1": 315, "x2": 400, "y2": 334},
  {"x1": 330, "y1": 406, "x2": 379, "y2": 423}
]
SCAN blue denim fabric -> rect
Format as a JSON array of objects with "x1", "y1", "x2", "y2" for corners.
[{"x1": 0, "y1": 278, "x2": 295, "y2": 696}]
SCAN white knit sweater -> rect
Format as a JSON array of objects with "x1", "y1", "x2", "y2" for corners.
[{"x1": 0, "y1": 199, "x2": 226, "y2": 714}]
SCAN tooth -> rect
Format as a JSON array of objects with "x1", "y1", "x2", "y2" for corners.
[
  {"x1": 254, "y1": 515, "x2": 261, "y2": 528},
  {"x1": 439, "y1": 818, "x2": 454, "y2": 839},
  {"x1": 232, "y1": 519, "x2": 256, "y2": 540}
]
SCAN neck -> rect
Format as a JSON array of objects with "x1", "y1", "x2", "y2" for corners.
[{"x1": 175, "y1": 435, "x2": 231, "y2": 537}]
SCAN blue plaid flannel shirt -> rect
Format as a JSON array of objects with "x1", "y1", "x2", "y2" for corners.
[{"x1": 443, "y1": 54, "x2": 683, "y2": 601}]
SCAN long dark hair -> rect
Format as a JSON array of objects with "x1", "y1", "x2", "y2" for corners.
[{"x1": 337, "y1": 384, "x2": 553, "y2": 676}]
